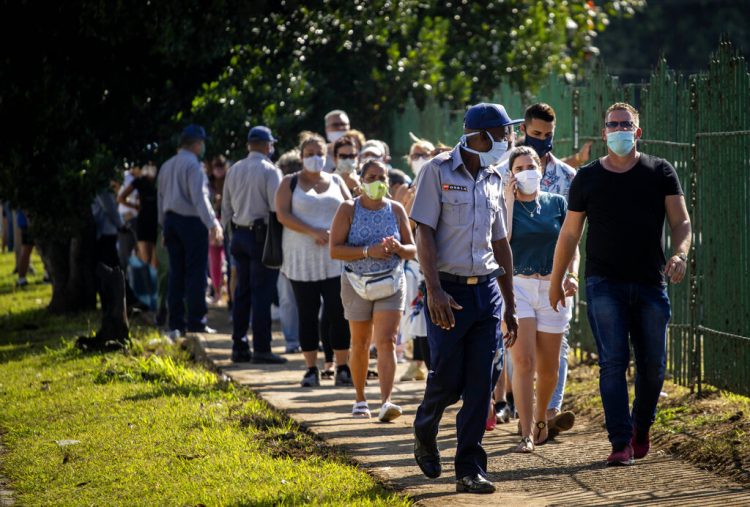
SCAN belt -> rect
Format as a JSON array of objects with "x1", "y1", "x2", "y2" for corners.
[
  {"x1": 438, "y1": 268, "x2": 505, "y2": 285},
  {"x1": 231, "y1": 222, "x2": 255, "y2": 231}
]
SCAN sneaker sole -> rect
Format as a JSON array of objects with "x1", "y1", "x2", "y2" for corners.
[
  {"x1": 606, "y1": 457, "x2": 635, "y2": 466},
  {"x1": 379, "y1": 407, "x2": 402, "y2": 422},
  {"x1": 550, "y1": 411, "x2": 576, "y2": 432}
]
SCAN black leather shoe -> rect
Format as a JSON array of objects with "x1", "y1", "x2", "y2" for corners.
[
  {"x1": 252, "y1": 352, "x2": 288, "y2": 364},
  {"x1": 413, "y1": 429, "x2": 441, "y2": 478},
  {"x1": 231, "y1": 340, "x2": 252, "y2": 363},
  {"x1": 456, "y1": 474, "x2": 496, "y2": 494}
]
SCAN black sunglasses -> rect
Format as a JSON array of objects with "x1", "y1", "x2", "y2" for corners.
[
  {"x1": 605, "y1": 120, "x2": 637, "y2": 129},
  {"x1": 337, "y1": 153, "x2": 357, "y2": 160}
]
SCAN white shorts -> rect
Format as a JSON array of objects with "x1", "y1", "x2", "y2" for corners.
[{"x1": 512, "y1": 276, "x2": 573, "y2": 334}]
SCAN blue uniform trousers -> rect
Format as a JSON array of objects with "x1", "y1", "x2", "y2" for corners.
[
  {"x1": 163, "y1": 212, "x2": 209, "y2": 332},
  {"x1": 230, "y1": 228, "x2": 278, "y2": 353},
  {"x1": 414, "y1": 278, "x2": 502, "y2": 478}
]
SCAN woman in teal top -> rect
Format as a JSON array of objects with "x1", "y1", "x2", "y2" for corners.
[{"x1": 503, "y1": 146, "x2": 580, "y2": 453}]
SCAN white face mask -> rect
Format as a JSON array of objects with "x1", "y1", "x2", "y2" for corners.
[
  {"x1": 303, "y1": 155, "x2": 325, "y2": 173},
  {"x1": 336, "y1": 158, "x2": 357, "y2": 174},
  {"x1": 326, "y1": 130, "x2": 346, "y2": 144},
  {"x1": 410, "y1": 157, "x2": 428, "y2": 176},
  {"x1": 514, "y1": 169, "x2": 541, "y2": 195},
  {"x1": 460, "y1": 131, "x2": 510, "y2": 167}
]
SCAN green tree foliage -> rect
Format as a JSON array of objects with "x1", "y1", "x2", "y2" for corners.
[
  {"x1": 0, "y1": 1, "x2": 256, "y2": 311},
  {"x1": 596, "y1": 0, "x2": 750, "y2": 82},
  {"x1": 0, "y1": 1, "x2": 256, "y2": 236},
  {"x1": 190, "y1": 0, "x2": 644, "y2": 159}
]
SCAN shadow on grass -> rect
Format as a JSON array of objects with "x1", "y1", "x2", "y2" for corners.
[{"x1": 0, "y1": 305, "x2": 101, "y2": 364}]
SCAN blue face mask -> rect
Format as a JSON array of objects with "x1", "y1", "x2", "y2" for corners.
[
  {"x1": 524, "y1": 134, "x2": 553, "y2": 158},
  {"x1": 607, "y1": 131, "x2": 636, "y2": 156},
  {"x1": 460, "y1": 131, "x2": 509, "y2": 167}
]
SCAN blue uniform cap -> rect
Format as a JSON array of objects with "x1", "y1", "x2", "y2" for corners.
[
  {"x1": 181, "y1": 124, "x2": 208, "y2": 140},
  {"x1": 464, "y1": 103, "x2": 523, "y2": 129},
  {"x1": 247, "y1": 126, "x2": 277, "y2": 142}
]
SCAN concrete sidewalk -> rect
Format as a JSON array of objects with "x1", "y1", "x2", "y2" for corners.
[{"x1": 193, "y1": 310, "x2": 750, "y2": 506}]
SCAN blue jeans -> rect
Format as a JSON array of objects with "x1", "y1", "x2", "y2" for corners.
[
  {"x1": 277, "y1": 273, "x2": 299, "y2": 348},
  {"x1": 548, "y1": 333, "x2": 569, "y2": 412},
  {"x1": 414, "y1": 279, "x2": 502, "y2": 479},
  {"x1": 163, "y1": 212, "x2": 209, "y2": 332},
  {"x1": 586, "y1": 275, "x2": 671, "y2": 449},
  {"x1": 230, "y1": 228, "x2": 278, "y2": 353}
]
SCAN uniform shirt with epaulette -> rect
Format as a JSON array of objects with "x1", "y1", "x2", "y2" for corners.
[{"x1": 410, "y1": 145, "x2": 508, "y2": 277}]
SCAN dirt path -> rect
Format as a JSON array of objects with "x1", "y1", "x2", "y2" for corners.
[{"x1": 194, "y1": 309, "x2": 750, "y2": 506}]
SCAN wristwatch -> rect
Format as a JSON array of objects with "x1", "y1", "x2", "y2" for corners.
[{"x1": 676, "y1": 252, "x2": 688, "y2": 262}]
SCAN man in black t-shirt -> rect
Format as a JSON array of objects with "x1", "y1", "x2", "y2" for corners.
[{"x1": 548, "y1": 102, "x2": 692, "y2": 466}]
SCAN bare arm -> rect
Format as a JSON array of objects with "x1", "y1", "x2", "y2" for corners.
[
  {"x1": 491, "y1": 237, "x2": 518, "y2": 345},
  {"x1": 664, "y1": 194, "x2": 691, "y2": 283},
  {"x1": 329, "y1": 201, "x2": 366, "y2": 261},
  {"x1": 549, "y1": 211, "x2": 586, "y2": 310},
  {"x1": 117, "y1": 184, "x2": 139, "y2": 211},
  {"x1": 416, "y1": 223, "x2": 462, "y2": 330}
]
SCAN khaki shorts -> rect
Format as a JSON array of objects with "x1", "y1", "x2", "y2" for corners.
[{"x1": 341, "y1": 272, "x2": 406, "y2": 321}]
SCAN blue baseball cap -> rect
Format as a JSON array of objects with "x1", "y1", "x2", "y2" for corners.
[
  {"x1": 247, "y1": 125, "x2": 277, "y2": 142},
  {"x1": 464, "y1": 103, "x2": 523, "y2": 129},
  {"x1": 181, "y1": 124, "x2": 208, "y2": 140}
]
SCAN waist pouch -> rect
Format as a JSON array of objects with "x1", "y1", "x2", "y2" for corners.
[{"x1": 346, "y1": 263, "x2": 403, "y2": 301}]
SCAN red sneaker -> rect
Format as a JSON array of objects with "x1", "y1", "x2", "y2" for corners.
[
  {"x1": 486, "y1": 405, "x2": 497, "y2": 431},
  {"x1": 631, "y1": 429, "x2": 650, "y2": 459},
  {"x1": 606, "y1": 444, "x2": 634, "y2": 466}
]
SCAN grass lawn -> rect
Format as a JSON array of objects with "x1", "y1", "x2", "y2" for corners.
[
  {"x1": 565, "y1": 359, "x2": 750, "y2": 484},
  {"x1": 0, "y1": 252, "x2": 409, "y2": 506}
]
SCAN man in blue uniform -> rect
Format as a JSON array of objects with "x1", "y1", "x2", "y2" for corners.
[
  {"x1": 158, "y1": 125, "x2": 223, "y2": 336},
  {"x1": 410, "y1": 103, "x2": 519, "y2": 494}
]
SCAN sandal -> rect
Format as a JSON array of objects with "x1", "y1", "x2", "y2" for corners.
[
  {"x1": 352, "y1": 401, "x2": 371, "y2": 419},
  {"x1": 367, "y1": 369, "x2": 379, "y2": 379},
  {"x1": 320, "y1": 369, "x2": 335, "y2": 380},
  {"x1": 534, "y1": 420, "x2": 548, "y2": 446},
  {"x1": 514, "y1": 436, "x2": 534, "y2": 453}
]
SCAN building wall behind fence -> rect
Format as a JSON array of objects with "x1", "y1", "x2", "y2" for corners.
[{"x1": 387, "y1": 41, "x2": 750, "y2": 396}]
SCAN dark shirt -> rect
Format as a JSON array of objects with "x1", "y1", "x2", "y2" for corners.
[
  {"x1": 567, "y1": 154, "x2": 683, "y2": 285},
  {"x1": 132, "y1": 177, "x2": 157, "y2": 222}
]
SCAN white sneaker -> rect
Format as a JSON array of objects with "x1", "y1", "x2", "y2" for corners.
[
  {"x1": 378, "y1": 402, "x2": 402, "y2": 422},
  {"x1": 165, "y1": 329, "x2": 182, "y2": 343}
]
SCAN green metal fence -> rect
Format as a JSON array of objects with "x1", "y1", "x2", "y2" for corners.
[{"x1": 388, "y1": 41, "x2": 750, "y2": 396}]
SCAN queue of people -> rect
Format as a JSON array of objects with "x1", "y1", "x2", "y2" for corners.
[{"x1": 56, "y1": 98, "x2": 688, "y2": 495}]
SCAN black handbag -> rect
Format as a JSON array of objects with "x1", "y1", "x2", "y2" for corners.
[
  {"x1": 261, "y1": 211, "x2": 283, "y2": 268},
  {"x1": 261, "y1": 174, "x2": 298, "y2": 268}
]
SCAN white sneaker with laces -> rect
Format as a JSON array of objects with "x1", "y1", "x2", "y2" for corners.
[{"x1": 378, "y1": 402, "x2": 402, "y2": 422}]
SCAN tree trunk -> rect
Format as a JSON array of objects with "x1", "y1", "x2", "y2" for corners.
[
  {"x1": 37, "y1": 223, "x2": 98, "y2": 314},
  {"x1": 76, "y1": 263, "x2": 130, "y2": 351}
]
